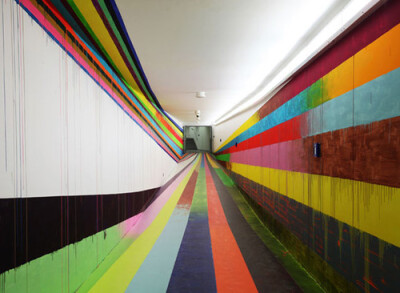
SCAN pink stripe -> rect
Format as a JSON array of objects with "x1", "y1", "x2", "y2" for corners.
[
  {"x1": 229, "y1": 139, "x2": 307, "y2": 173},
  {"x1": 120, "y1": 212, "x2": 143, "y2": 236},
  {"x1": 125, "y1": 162, "x2": 194, "y2": 237}
]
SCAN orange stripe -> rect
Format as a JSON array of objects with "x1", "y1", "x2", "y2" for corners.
[
  {"x1": 354, "y1": 22, "x2": 400, "y2": 88},
  {"x1": 155, "y1": 111, "x2": 183, "y2": 143},
  {"x1": 205, "y1": 157, "x2": 257, "y2": 292}
]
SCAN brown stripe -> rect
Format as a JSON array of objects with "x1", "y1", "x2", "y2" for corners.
[
  {"x1": 317, "y1": 116, "x2": 400, "y2": 187},
  {"x1": 220, "y1": 116, "x2": 400, "y2": 188}
]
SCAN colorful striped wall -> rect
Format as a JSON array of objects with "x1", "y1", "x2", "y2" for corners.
[
  {"x1": 0, "y1": 0, "x2": 193, "y2": 290},
  {"x1": 17, "y1": 0, "x2": 185, "y2": 161},
  {"x1": 215, "y1": 1, "x2": 400, "y2": 291}
]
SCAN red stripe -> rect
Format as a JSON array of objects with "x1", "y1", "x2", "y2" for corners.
[
  {"x1": 155, "y1": 111, "x2": 183, "y2": 144},
  {"x1": 220, "y1": 114, "x2": 306, "y2": 155},
  {"x1": 205, "y1": 158, "x2": 257, "y2": 292}
]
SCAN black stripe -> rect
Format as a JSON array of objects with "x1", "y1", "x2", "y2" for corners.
[{"x1": 0, "y1": 188, "x2": 158, "y2": 274}]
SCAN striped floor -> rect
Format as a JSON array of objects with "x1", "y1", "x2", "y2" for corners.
[{"x1": 78, "y1": 153, "x2": 323, "y2": 293}]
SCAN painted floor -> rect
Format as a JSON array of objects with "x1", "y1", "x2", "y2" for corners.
[{"x1": 77, "y1": 154, "x2": 323, "y2": 293}]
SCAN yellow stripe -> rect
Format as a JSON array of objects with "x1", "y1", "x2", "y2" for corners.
[
  {"x1": 88, "y1": 155, "x2": 200, "y2": 292},
  {"x1": 125, "y1": 83, "x2": 168, "y2": 127},
  {"x1": 73, "y1": 1, "x2": 143, "y2": 98},
  {"x1": 215, "y1": 112, "x2": 260, "y2": 152},
  {"x1": 322, "y1": 57, "x2": 353, "y2": 102},
  {"x1": 229, "y1": 162, "x2": 400, "y2": 248}
]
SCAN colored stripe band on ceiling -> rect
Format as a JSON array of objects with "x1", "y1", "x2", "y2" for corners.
[{"x1": 17, "y1": 0, "x2": 184, "y2": 161}]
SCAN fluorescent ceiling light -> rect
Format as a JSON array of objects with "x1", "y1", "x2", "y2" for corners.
[
  {"x1": 196, "y1": 91, "x2": 206, "y2": 98},
  {"x1": 213, "y1": 0, "x2": 380, "y2": 125}
]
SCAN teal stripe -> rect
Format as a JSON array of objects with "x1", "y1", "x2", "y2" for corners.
[
  {"x1": 354, "y1": 67, "x2": 400, "y2": 125},
  {"x1": 219, "y1": 67, "x2": 400, "y2": 152},
  {"x1": 125, "y1": 209, "x2": 193, "y2": 292},
  {"x1": 319, "y1": 92, "x2": 352, "y2": 133},
  {"x1": 126, "y1": 176, "x2": 197, "y2": 292},
  {"x1": 311, "y1": 66, "x2": 400, "y2": 135},
  {"x1": 219, "y1": 83, "x2": 317, "y2": 151}
]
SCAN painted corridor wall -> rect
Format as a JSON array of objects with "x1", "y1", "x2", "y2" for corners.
[
  {"x1": 0, "y1": 0, "x2": 191, "y2": 291},
  {"x1": 215, "y1": 1, "x2": 400, "y2": 292}
]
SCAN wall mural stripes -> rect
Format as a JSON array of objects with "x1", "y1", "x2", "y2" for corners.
[
  {"x1": 215, "y1": 1, "x2": 400, "y2": 291},
  {"x1": 17, "y1": 0, "x2": 184, "y2": 162},
  {"x1": 0, "y1": 0, "x2": 195, "y2": 290}
]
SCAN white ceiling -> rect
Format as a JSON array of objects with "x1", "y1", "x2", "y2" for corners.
[{"x1": 115, "y1": 0, "x2": 356, "y2": 125}]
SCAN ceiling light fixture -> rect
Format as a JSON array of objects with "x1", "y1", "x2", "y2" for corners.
[{"x1": 196, "y1": 91, "x2": 206, "y2": 98}]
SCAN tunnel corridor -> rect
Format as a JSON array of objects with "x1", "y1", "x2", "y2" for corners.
[{"x1": 1, "y1": 0, "x2": 400, "y2": 292}]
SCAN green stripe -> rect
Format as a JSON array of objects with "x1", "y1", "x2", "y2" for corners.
[
  {"x1": 97, "y1": 0, "x2": 155, "y2": 104},
  {"x1": 1, "y1": 221, "x2": 130, "y2": 293},
  {"x1": 215, "y1": 154, "x2": 230, "y2": 162},
  {"x1": 191, "y1": 162, "x2": 207, "y2": 214},
  {"x1": 124, "y1": 82, "x2": 183, "y2": 148},
  {"x1": 215, "y1": 168, "x2": 234, "y2": 186}
]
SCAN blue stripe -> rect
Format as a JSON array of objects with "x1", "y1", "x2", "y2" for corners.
[
  {"x1": 167, "y1": 216, "x2": 217, "y2": 293},
  {"x1": 167, "y1": 167, "x2": 216, "y2": 293},
  {"x1": 311, "y1": 67, "x2": 400, "y2": 135},
  {"x1": 126, "y1": 187, "x2": 195, "y2": 292}
]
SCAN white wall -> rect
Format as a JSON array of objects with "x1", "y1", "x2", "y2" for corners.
[{"x1": 0, "y1": 0, "x2": 177, "y2": 198}]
